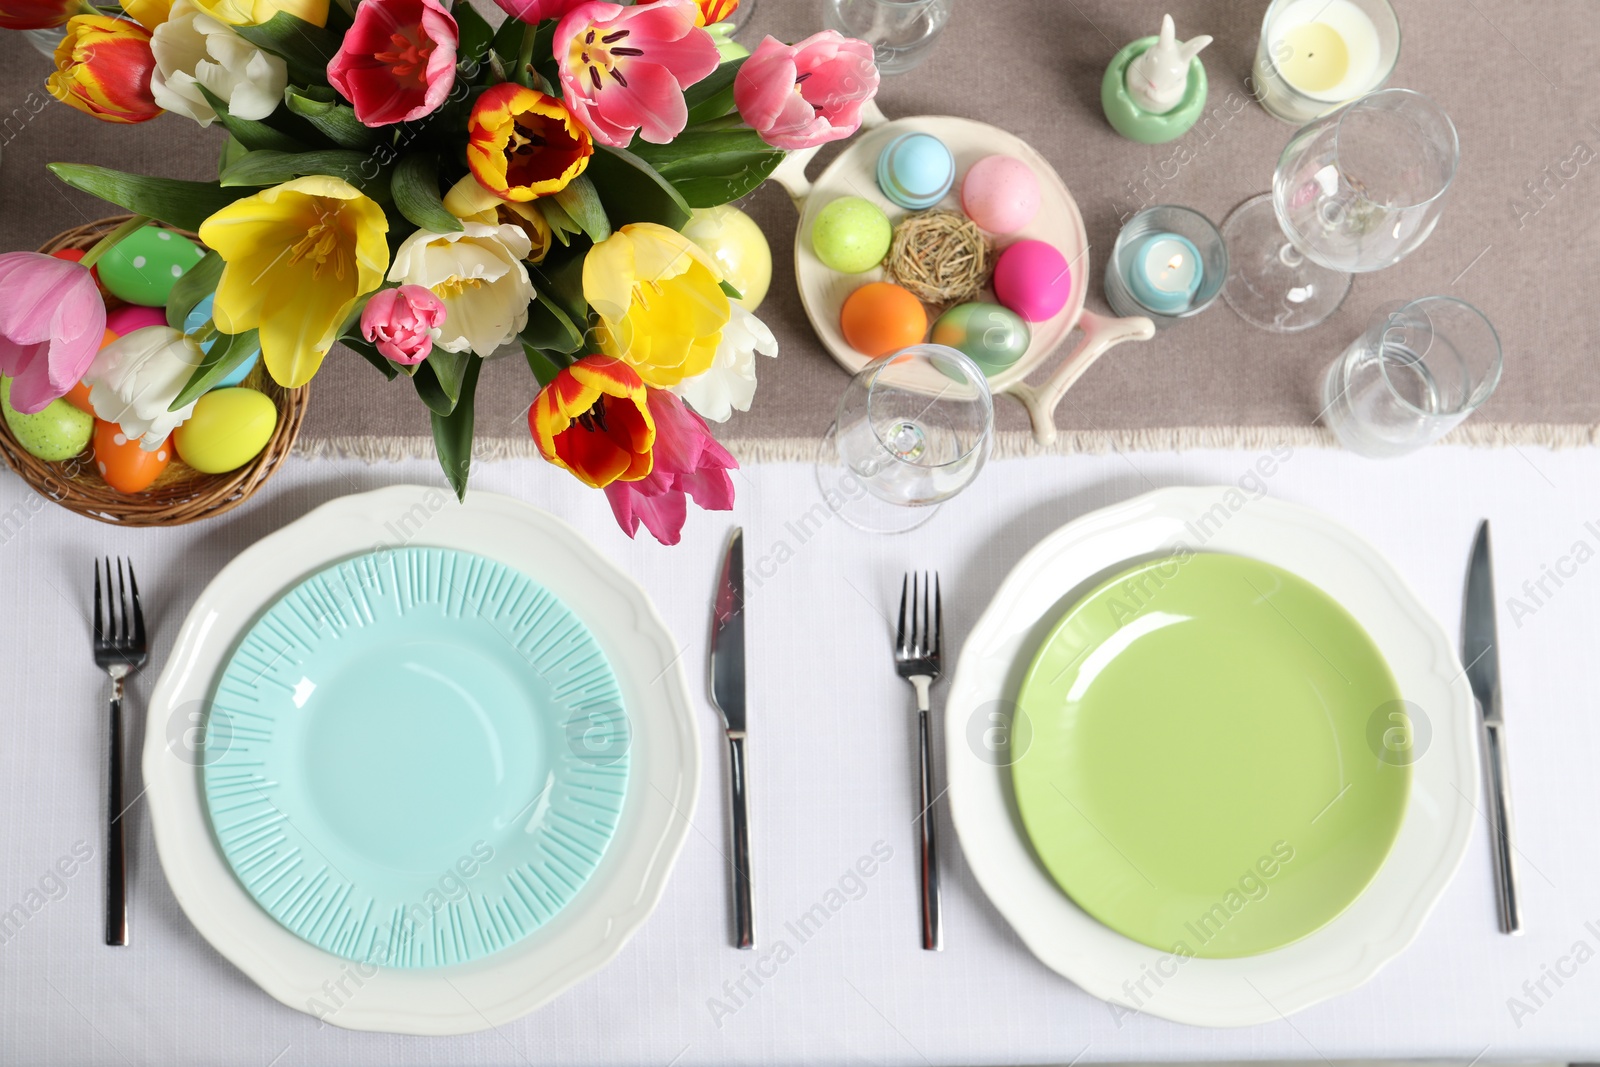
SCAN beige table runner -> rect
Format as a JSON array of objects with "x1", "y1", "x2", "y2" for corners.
[{"x1": 4, "y1": 0, "x2": 1596, "y2": 460}]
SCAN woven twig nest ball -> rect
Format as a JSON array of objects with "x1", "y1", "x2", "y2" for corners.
[
  {"x1": 884, "y1": 209, "x2": 994, "y2": 305},
  {"x1": 0, "y1": 216, "x2": 307, "y2": 526}
]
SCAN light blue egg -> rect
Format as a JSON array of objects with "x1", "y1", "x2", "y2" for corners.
[
  {"x1": 876, "y1": 133, "x2": 955, "y2": 211},
  {"x1": 185, "y1": 293, "x2": 261, "y2": 389}
]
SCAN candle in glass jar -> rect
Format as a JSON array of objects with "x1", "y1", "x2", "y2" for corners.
[
  {"x1": 1125, "y1": 233, "x2": 1202, "y2": 315},
  {"x1": 1254, "y1": 0, "x2": 1395, "y2": 123}
]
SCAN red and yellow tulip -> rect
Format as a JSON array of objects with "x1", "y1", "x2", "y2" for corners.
[
  {"x1": 639, "y1": 0, "x2": 738, "y2": 27},
  {"x1": 530, "y1": 356, "x2": 656, "y2": 489},
  {"x1": 467, "y1": 84, "x2": 592, "y2": 203},
  {"x1": 0, "y1": 0, "x2": 89, "y2": 31},
  {"x1": 47, "y1": 15, "x2": 163, "y2": 124}
]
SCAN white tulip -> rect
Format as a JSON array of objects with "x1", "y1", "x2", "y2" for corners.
[
  {"x1": 673, "y1": 306, "x2": 778, "y2": 422},
  {"x1": 151, "y1": 0, "x2": 288, "y2": 125},
  {"x1": 387, "y1": 223, "x2": 535, "y2": 355},
  {"x1": 84, "y1": 326, "x2": 203, "y2": 451}
]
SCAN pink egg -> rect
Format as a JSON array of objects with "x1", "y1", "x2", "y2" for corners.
[
  {"x1": 961, "y1": 155, "x2": 1041, "y2": 234},
  {"x1": 105, "y1": 304, "x2": 168, "y2": 335},
  {"x1": 993, "y1": 240, "x2": 1072, "y2": 323}
]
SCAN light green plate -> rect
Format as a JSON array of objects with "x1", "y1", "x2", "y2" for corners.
[{"x1": 1011, "y1": 552, "x2": 1409, "y2": 959}]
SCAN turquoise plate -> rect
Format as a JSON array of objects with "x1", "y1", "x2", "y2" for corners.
[{"x1": 203, "y1": 547, "x2": 630, "y2": 968}]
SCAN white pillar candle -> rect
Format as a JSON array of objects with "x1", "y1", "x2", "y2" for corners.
[{"x1": 1254, "y1": 0, "x2": 1395, "y2": 123}]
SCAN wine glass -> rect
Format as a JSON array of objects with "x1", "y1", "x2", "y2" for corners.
[
  {"x1": 816, "y1": 344, "x2": 993, "y2": 534},
  {"x1": 822, "y1": 0, "x2": 952, "y2": 75},
  {"x1": 1222, "y1": 88, "x2": 1459, "y2": 333}
]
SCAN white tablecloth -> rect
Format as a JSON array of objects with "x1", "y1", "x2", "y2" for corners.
[{"x1": 3, "y1": 445, "x2": 1599, "y2": 1065}]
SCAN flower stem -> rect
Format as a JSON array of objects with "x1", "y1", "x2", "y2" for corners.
[
  {"x1": 515, "y1": 22, "x2": 538, "y2": 87},
  {"x1": 79, "y1": 214, "x2": 151, "y2": 269}
]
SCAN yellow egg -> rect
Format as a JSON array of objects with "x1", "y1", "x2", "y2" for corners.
[
  {"x1": 683, "y1": 205, "x2": 772, "y2": 312},
  {"x1": 174, "y1": 387, "x2": 277, "y2": 474}
]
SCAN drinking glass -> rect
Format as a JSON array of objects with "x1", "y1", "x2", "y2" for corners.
[
  {"x1": 1321, "y1": 297, "x2": 1501, "y2": 457},
  {"x1": 822, "y1": 0, "x2": 951, "y2": 75},
  {"x1": 24, "y1": 27, "x2": 65, "y2": 59},
  {"x1": 816, "y1": 344, "x2": 993, "y2": 533},
  {"x1": 1252, "y1": 0, "x2": 1400, "y2": 124},
  {"x1": 1222, "y1": 88, "x2": 1459, "y2": 333}
]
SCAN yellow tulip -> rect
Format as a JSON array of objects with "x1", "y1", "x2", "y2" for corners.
[
  {"x1": 442, "y1": 175, "x2": 552, "y2": 265},
  {"x1": 190, "y1": 0, "x2": 326, "y2": 27},
  {"x1": 121, "y1": 0, "x2": 172, "y2": 30},
  {"x1": 583, "y1": 222, "x2": 729, "y2": 389},
  {"x1": 199, "y1": 175, "x2": 389, "y2": 388}
]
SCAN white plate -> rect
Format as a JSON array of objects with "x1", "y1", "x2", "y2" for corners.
[
  {"x1": 946, "y1": 487, "x2": 1477, "y2": 1027},
  {"x1": 143, "y1": 486, "x2": 700, "y2": 1035}
]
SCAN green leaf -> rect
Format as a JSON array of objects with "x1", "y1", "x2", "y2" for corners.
[
  {"x1": 219, "y1": 148, "x2": 380, "y2": 191},
  {"x1": 392, "y1": 152, "x2": 462, "y2": 233},
  {"x1": 413, "y1": 349, "x2": 470, "y2": 415},
  {"x1": 218, "y1": 134, "x2": 250, "y2": 174},
  {"x1": 454, "y1": 0, "x2": 494, "y2": 71},
  {"x1": 343, "y1": 335, "x2": 401, "y2": 380},
  {"x1": 527, "y1": 242, "x2": 590, "y2": 337},
  {"x1": 519, "y1": 290, "x2": 584, "y2": 355},
  {"x1": 166, "y1": 250, "x2": 225, "y2": 331},
  {"x1": 551, "y1": 174, "x2": 610, "y2": 244},
  {"x1": 169, "y1": 330, "x2": 262, "y2": 410},
  {"x1": 719, "y1": 279, "x2": 744, "y2": 301},
  {"x1": 234, "y1": 12, "x2": 341, "y2": 87},
  {"x1": 629, "y1": 128, "x2": 784, "y2": 208},
  {"x1": 536, "y1": 196, "x2": 582, "y2": 247},
  {"x1": 283, "y1": 85, "x2": 386, "y2": 149},
  {"x1": 431, "y1": 355, "x2": 481, "y2": 501},
  {"x1": 47, "y1": 164, "x2": 254, "y2": 232},
  {"x1": 523, "y1": 344, "x2": 564, "y2": 387},
  {"x1": 194, "y1": 84, "x2": 306, "y2": 152},
  {"x1": 587, "y1": 144, "x2": 692, "y2": 230},
  {"x1": 683, "y1": 57, "x2": 745, "y2": 126}
]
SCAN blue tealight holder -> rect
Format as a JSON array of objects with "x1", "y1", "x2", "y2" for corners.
[
  {"x1": 184, "y1": 292, "x2": 261, "y2": 388},
  {"x1": 1105, "y1": 205, "x2": 1227, "y2": 328},
  {"x1": 876, "y1": 132, "x2": 955, "y2": 211}
]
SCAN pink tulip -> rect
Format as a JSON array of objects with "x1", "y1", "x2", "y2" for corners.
[
  {"x1": 735, "y1": 31, "x2": 879, "y2": 151},
  {"x1": 327, "y1": 0, "x2": 458, "y2": 127},
  {"x1": 605, "y1": 389, "x2": 736, "y2": 545},
  {"x1": 0, "y1": 252, "x2": 107, "y2": 415},
  {"x1": 554, "y1": 0, "x2": 719, "y2": 148},
  {"x1": 360, "y1": 285, "x2": 445, "y2": 365},
  {"x1": 491, "y1": 0, "x2": 586, "y2": 24}
]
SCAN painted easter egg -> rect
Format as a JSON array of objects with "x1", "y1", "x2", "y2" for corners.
[
  {"x1": 105, "y1": 304, "x2": 167, "y2": 336},
  {"x1": 1, "y1": 377, "x2": 94, "y2": 462},
  {"x1": 174, "y1": 387, "x2": 276, "y2": 474},
  {"x1": 811, "y1": 197, "x2": 893, "y2": 274},
  {"x1": 993, "y1": 240, "x2": 1072, "y2": 322},
  {"x1": 93, "y1": 422, "x2": 171, "y2": 493},
  {"x1": 930, "y1": 302, "x2": 1032, "y2": 376},
  {"x1": 877, "y1": 133, "x2": 955, "y2": 211},
  {"x1": 840, "y1": 282, "x2": 927, "y2": 357},
  {"x1": 961, "y1": 155, "x2": 1042, "y2": 235},
  {"x1": 684, "y1": 205, "x2": 773, "y2": 312},
  {"x1": 97, "y1": 225, "x2": 204, "y2": 307},
  {"x1": 185, "y1": 294, "x2": 261, "y2": 389}
]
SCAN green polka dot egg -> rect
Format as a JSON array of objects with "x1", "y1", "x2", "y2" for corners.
[{"x1": 97, "y1": 225, "x2": 204, "y2": 307}]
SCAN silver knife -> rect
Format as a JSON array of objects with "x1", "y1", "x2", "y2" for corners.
[
  {"x1": 1463, "y1": 519, "x2": 1522, "y2": 935},
  {"x1": 709, "y1": 528, "x2": 754, "y2": 949}
]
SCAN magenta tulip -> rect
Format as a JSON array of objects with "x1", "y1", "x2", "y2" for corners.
[
  {"x1": 327, "y1": 0, "x2": 457, "y2": 127},
  {"x1": 604, "y1": 388, "x2": 736, "y2": 545},
  {"x1": 554, "y1": 0, "x2": 719, "y2": 148},
  {"x1": 0, "y1": 252, "x2": 108, "y2": 415},
  {"x1": 360, "y1": 285, "x2": 445, "y2": 365},
  {"x1": 491, "y1": 0, "x2": 586, "y2": 24},
  {"x1": 735, "y1": 31, "x2": 879, "y2": 151}
]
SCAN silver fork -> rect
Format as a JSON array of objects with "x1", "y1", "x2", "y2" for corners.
[
  {"x1": 93, "y1": 558, "x2": 146, "y2": 947},
  {"x1": 895, "y1": 572, "x2": 943, "y2": 951}
]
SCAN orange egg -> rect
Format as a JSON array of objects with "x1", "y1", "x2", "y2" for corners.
[
  {"x1": 93, "y1": 422, "x2": 171, "y2": 494},
  {"x1": 840, "y1": 282, "x2": 928, "y2": 357},
  {"x1": 64, "y1": 380, "x2": 95, "y2": 415}
]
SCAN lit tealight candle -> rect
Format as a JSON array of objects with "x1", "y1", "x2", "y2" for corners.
[
  {"x1": 1126, "y1": 233, "x2": 1202, "y2": 315},
  {"x1": 1254, "y1": 0, "x2": 1394, "y2": 123}
]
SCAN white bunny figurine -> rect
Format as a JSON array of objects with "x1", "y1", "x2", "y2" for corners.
[{"x1": 1125, "y1": 14, "x2": 1212, "y2": 114}]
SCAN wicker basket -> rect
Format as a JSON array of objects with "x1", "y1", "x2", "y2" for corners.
[{"x1": 0, "y1": 216, "x2": 307, "y2": 526}]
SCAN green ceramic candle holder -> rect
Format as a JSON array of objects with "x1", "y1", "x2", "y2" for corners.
[{"x1": 1101, "y1": 37, "x2": 1208, "y2": 145}]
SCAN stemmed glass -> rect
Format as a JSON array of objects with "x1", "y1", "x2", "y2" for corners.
[
  {"x1": 1222, "y1": 88, "x2": 1459, "y2": 333},
  {"x1": 816, "y1": 344, "x2": 993, "y2": 534}
]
